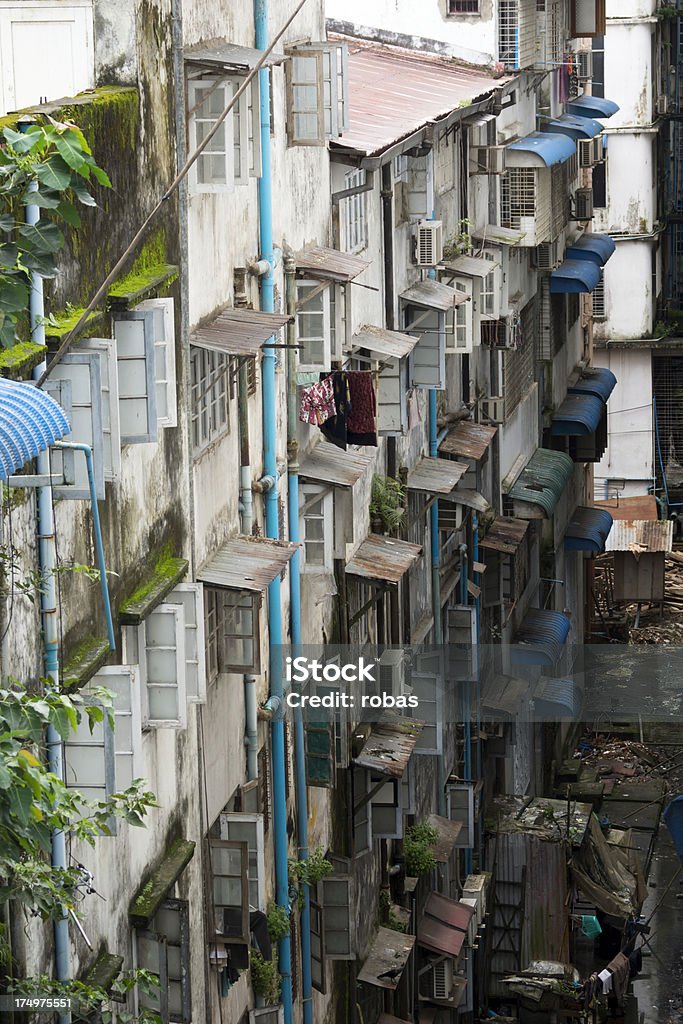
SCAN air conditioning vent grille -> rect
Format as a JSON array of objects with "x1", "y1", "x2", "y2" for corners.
[{"x1": 415, "y1": 220, "x2": 443, "y2": 266}]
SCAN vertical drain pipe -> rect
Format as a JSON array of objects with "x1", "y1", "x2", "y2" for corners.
[
  {"x1": 238, "y1": 358, "x2": 258, "y2": 780},
  {"x1": 473, "y1": 512, "x2": 483, "y2": 865},
  {"x1": 254, "y1": 3, "x2": 293, "y2": 1021},
  {"x1": 459, "y1": 542, "x2": 473, "y2": 875},
  {"x1": 285, "y1": 257, "x2": 313, "y2": 1024},
  {"x1": 28, "y1": 179, "x2": 70, "y2": 1021}
]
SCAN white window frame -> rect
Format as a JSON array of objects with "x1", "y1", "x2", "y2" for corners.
[
  {"x1": 80, "y1": 338, "x2": 122, "y2": 482},
  {"x1": 369, "y1": 773, "x2": 403, "y2": 839},
  {"x1": 317, "y1": 870, "x2": 354, "y2": 960},
  {"x1": 219, "y1": 812, "x2": 266, "y2": 912},
  {"x1": 445, "y1": 277, "x2": 475, "y2": 354},
  {"x1": 409, "y1": 649, "x2": 444, "y2": 756},
  {"x1": 113, "y1": 310, "x2": 158, "y2": 445},
  {"x1": 446, "y1": 782, "x2": 476, "y2": 848},
  {"x1": 136, "y1": 298, "x2": 178, "y2": 429},
  {"x1": 407, "y1": 153, "x2": 430, "y2": 221},
  {"x1": 377, "y1": 355, "x2": 410, "y2": 435},
  {"x1": 300, "y1": 483, "x2": 334, "y2": 572},
  {"x1": 232, "y1": 76, "x2": 262, "y2": 183},
  {"x1": 479, "y1": 251, "x2": 502, "y2": 320},
  {"x1": 405, "y1": 304, "x2": 447, "y2": 390},
  {"x1": 139, "y1": 603, "x2": 188, "y2": 729},
  {"x1": 135, "y1": 898, "x2": 191, "y2": 1023},
  {"x1": 48, "y1": 350, "x2": 106, "y2": 500},
  {"x1": 187, "y1": 77, "x2": 234, "y2": 193},
  {"x1": 190, "y1": 344, "x2": 231, "y2": 454},
  {"x1": 64, "y1": 702, "x2": 115, "y2": 805},
  {"x1": 207, "y1": 838, "x2": 250, "y2": 944},
  {"x1": 341, "y1": 168, "x2": 367, "y2": 253},
  {"x1": 296, "y1": 280, "x2": 331, "y2": 370},
  {"x1": 92, "y1": 665, "x2": 143, "y2": 793},
  {"x1": 166, "y1": 583, "x2": 207, "y2": 704}
]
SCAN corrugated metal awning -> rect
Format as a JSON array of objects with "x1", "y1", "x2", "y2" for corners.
[
  {"x1": 564, "y1": 506, "x2": 613, "y2": 553},
  {"x1": 346, "y1": 534, "x2": 422, "y2": 585},
  {"x1": 544, "y1": 112, "x2": 603, "y2": 140},
  {"x1": 346, "y1": 324, "x2": 419, "y2": 360},
  {"x1": 474, "y1": 224, "x2": 526, "y2": 245},
  {"x1": 450, "y1": 486, "x2": 492, "y2": 514},
  {"x1": 505, "y1": 131, "x2": 576, "y2": 168},
  {"x1": 407, "y1": 456, "x2": 468, "y2": 495},
  {"x1": 184, "y1": 41, "x2": 286, "y2": 69},
  {"x1": 480, "y1": 516, "x2": 529, "y2": 555},
  {"x1": 568, "y1": 94, "x2": 620, "y2": 119},
  {"x1": 605, "y1": 519, "x2": 674, "y2": 554},
  {"x1": 512, "y1": 609, "x2": 572, "y2": 668},
  {"x1": 357, "y1": 927, "x2": 415, "y2": 990},
  {"x1": 354, "y1": 715, "x2": 423, "y2": 777},
  {"x1": 425, "y1": 813, "x2": 463, "y2": 862},
  {"x1": 418, "y1": 892, "x2": 475, "y2": 958},
  {"x1": 400, "y1": 279, "x2": 469, "y2": 311},
  {"x1": 444, "y1": 254, "x2": 501, "y2": 278},
  {"x1": 506, "y1": 449, "x2": 574, "y2": 517},
  {"x1": 566, "y1": 233, "x2": 616, "y2": 267},
  {"x1": 534, "y1": 677, "x2": 583, "y2": 721},
  {"x1": 299, "y1": 442, "x2": 374, "y2": 488},
  {"x1": 190, "y1": 308, "x2": 292, "y2": 356},
  {"x1": 440, "y1": 420, "x2": 497, "y2": 461},
  {"x1": 569, "y1": 366, "x2": 617, "y2": 402},
  {"x1": 551, "y1": 393, "x2": 605, "y2": 436},
  {"x1": 295, "y1": 246, "x2": 371, "y2": 282},
  {"x1": 550, "y1": 258, "x2": 601, "y2": 294},
  {"x1": 0, "y1": 379, "x2": 70, "y2": 480},
  {"x1": 482, "y1": 674, "x2": 530, "y2": 716},
  {"x1": 198, "y1": 535, "x2": 298, "y2": 592}
]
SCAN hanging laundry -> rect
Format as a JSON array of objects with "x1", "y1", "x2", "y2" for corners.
[
  {"x1": 299, "y1": 376, "x2": 336, "y2": 426},
  {"x1": 597, "y1": 967, "x2": 613, "y2": 995},
  {"x1": 346, "y1": 370, "x2": 377, "y2": 446},
  {"x1": 320, "y1": 370, "x2": 350, "y2": 450},
  {"x1": 606, "y1": 951, "x2": 630, "y2": 1003}
]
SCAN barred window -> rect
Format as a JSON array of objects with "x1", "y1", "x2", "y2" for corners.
[
  {"x1": 190, "y1": 346, "x2": 230, "y2": 453},
  {"x1": 503, "y1": 297, "x2": 536, "y2": 418},
  {"x1": 592, "y1": 275, "x2": 606, "y2": 318},
  {"x1": 500, "y1": 168, "x2": 536, "y2": 229},
  {"x1": 449, "y1": 0, "x2": 479, "y2": 12},
  {"x1": 342, "y1": 168, "x2": 367, "y2": 252}
]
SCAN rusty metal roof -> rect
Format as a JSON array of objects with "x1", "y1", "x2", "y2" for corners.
[
  {"x1": 400, "y1": 278, "x2": 469, "y2": 311},
  {"x1": 605, "y1": 519, "x2": 673, "y2": 554},
  {"x1": 480, "y1": 516, "x2": 529, "y2": 555},
  {"x1": 190, "y1": 307, "x2": 291, "y2": 356},
  {"x1": 407, "y1": 456, "x2": 468, "y2": 495},
  {"x1": 346, "y1": 324, "x2": 419, "y2": 359},
  {"x1": 440, "y1": 420, "x2": 497, "y2": 461},
  {"x1": 330, "y1": 36, "x2": 501, "y2": 157},
  {"x1": 418, "y1": 892, "x2": 475, "y2": 958},
  {"x1": 346, "y1": 534, "x2": 423, "y2": 585},
  {"x1": 357, "y1": 927, "x2": 415, "y2": 990},
  {"x1": 444, "y1": 254, "x2": 501, "y2": 278},
  {"x1": 198, "y1": 535, "x2": 298, "y2": 592},
  {"x1": 299, "y1": 442, "x2": 374, "y2": 488},
  {"x1": 184, "y1": 41, "x2": 286, "y2": 70},
  {"x1": 354, "y1": 714, "x2": 423, "y2": 778},
  {"x1": 425, "y1": 813, "x2": 463, "y2": 862},
  {"x1": 295, "y1": 245, "x2": 371, "y2": 282},
  {"x1": 450, "y1": 487, "x2": 492, "y2": 514},
  {"x1": 595, "y1": 495, "x2": 659, "y2": 521}
]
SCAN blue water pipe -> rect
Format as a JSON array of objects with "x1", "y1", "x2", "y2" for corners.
[
  {"x1": 459, "y1": 543, "x2": 473, "y2": 875},
  {"x1": 473, "y1": 513, "x2": 483, "y2": 867},
  {"x1": 429, "y1": 390, "x2": 442, "y2": 645},
  {"x1": 254, "y1": 2, "x2": 293, "y2": 1020}
]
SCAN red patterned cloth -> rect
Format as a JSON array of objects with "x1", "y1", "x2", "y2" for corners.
[
  {"x1": 346, "y1": 371, "x2": 377, "y2": 446},
  {"x1": 299, "y1": 376, "x2": 336, "y2": 426}
]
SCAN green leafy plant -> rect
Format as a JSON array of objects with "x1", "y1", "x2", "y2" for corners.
[
  {"x1": 288, "y1": 846, "x2": 333, "y2": 890},
  {"x1": 250, "y1": 950, "x2": 280, "y2": 1004},
  {"x1": 0, "y1": 120, "x2": 111, "y2": 349},
  {"x1": 443, "y1": 218, "x2": 473, "y2": 261},
  {"x1": 6, "y1": 971, "x2": 162, "y2": 1023},
  {"x1": 266, "y1": 901, "x2": 291, "y2": 942},
  {"x1": 404, "y1": 822, "x2": 439, "y2": 877},
  {"x1": 370, "y1": 475, "x2": 406, "y2": 535}
]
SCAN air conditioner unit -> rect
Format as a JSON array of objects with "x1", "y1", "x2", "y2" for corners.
[
  {"x1": 378, "y1": 648, "x2": 407, "y2": 697},
  {"x1": 575, "y1": 50, "x2": 593, "y2": 82},
  {"x1": 578, "y1": 137, "x2": 598, "y2": 168},
  {"x1": 432, "y1": 958, "x2": 454, "y2": 1001},
  {"x1": 535, "y1": 240, "x2": 561, "y2": 270},
  {"x1": 470, "y1": 145, "x2": 506, "y2": 175},
  {"x1": 574, "y1": 187, "x2": 594, "y2": 222},
  {"x1": 657, "y1": 94, "x2": 669, "y2": 116},
  {"x1": 480, "y1": 395, "x2": 505, "y2": 424},
  {"x1": 480, "y1": 318, "x2": 509, "y2": 348},
  {"x1": 415, "y1": 220, "x2": 443, "y2": 266}
]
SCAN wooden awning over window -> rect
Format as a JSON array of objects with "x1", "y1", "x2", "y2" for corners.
[
  {"x1": 295, "y1": 246, "x2": 371, "y2": 282},
  {"x1": 190, "y1": 308, "x2": 292, "y2": 357}
]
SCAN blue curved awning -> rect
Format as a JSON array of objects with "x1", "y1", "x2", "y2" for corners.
[
  {"x1": 506, "y1": 131, "x2": 576, "y2": 167},
  {"x1": 512, "y1": 609, "x2": 572, "y2": 667},
  {"x1": 550, "y1": 259, "x2": 602, "y2": 294},
  {"x1": 564, "y1": 506, "x2": 614, "y2": 553},
  {"x1": 545, "y1": 113, "x2": 603, "y2": 140},
  {"x1": 551, "y1": 393, "x2": 605, "y2": 436},
  {"x1": 533, "y1": 677, "x2": 583, "y2": 721},
  {"x1": 566, "y1": 233, "x2": 616, "y2": 267},
  {"x1": 0, "y1": 378, "x2": 70, "y2": 480},
  {"x1": 568, "y1": 367, "x2": 617, "y2": 402},
  {"x1": 567, "y1": 95, "x2": 620, "y2": 119}
]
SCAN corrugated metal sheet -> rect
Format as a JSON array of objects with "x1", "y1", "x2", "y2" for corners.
[
  {"x1": 298, "y1": 441, "x2": 373, "y2": 488},
  {"x1": 346, "y1": 534, "x2": 422, "y2": 585},
  {"x1": 551, "y1": 393, "x2": 605, "y2": 436},
  {"x1": 534, "y1": 677, "x2": 583, "y2": 721},
  {"x1": 545, "y1": 112, "x2": 603, "y2": 140},
  {"x1": 0, "y1": 379, "x2": 70, "y2": 480},
  {"x1": 418, "y1": 893, "x2": 474, "y2": 957},
  {"x1": 190, "y1": 308, "x2": 291, "y2": 356},
  {"x1": 506, "y1": 131, "x2": 576, "y2": 167},
  {"x1": 550, "y1": 258, "x2": 602, "y2": 294},
  {"x1": 567, "y1": 94, "x2": 620, "y2": 118},
  {"x1": 480, "y1": 517, "x2": 529, "y2": 555},
  {"x1": 198, "y1": 535, "x2": 298, "y2": 591},
  {"x1": 569, "y1": 366, "x2": 617, "y2": 401},
  {"x1": 407, "y1": 456, "x2": 468, "y2": 494},
  {"x1": 439, "y1": 421, "x2": 497, "y2": 461},
  {"x1": 565, "y1": 233, "x2": 616, "y2": 266},
  {"x1": 330, "y1": 36, "x2": 502, "y2": 157},
  {"x1": 506, "y1": 449, "x2": 574, "y2": 517},
  {"x1": 605, "y1": 519, "x2": 673, "y2": 553},
  {"x1": 451, "y1": 487, "x2": 492, "y2": 514},
  {"x1": 357, "y1": 927, "x2": 415, "y2": 990},
  {"x1": 400, "y1": 279, "x2": 469, "y2": 311},
  {"x1": 512, "y1": 609, "x2": 572, "y2": 668},
  {"x1": 354, "y1": 715, "x2": 423, "y2": 778},
  {"x1": 474, "y1": 224, "x2": 526, "y2": 246},
  {"x1": 184, "y1": 41, "x2": 285, "y2": 69},
  {"x1": 444, "y1": 254, "x2": 501, "y2": 278},
  {"x1": 595, "y1": 495, "x2": 658, "y2": 521},
  {"x1": 347, "y1": 324, "x2": 418, "y2": 359},
  {"x1": 426, "y1": 813, "x2": 463, "y2": 862},
  {"x1": 295, "y1": 245, "x2": 370, "y2": 282},
  {"x1": 564, "y1": 506, "x2": 613, "y2": 553}
]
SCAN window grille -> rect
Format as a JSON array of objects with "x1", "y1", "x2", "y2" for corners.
[
  {"x1": 449, "y1": 0, "x2": 479, "y2": 10},
  {"x1": 592, "y1": 274, "x2": 606, "y2": 318},
  {"x1": 190, "y1": 346, "x2": 230, "y2": 453},
  {"x1": 498, "y1": 0, "x2": 520, "y2": 70},
  {"x1": 500, "y1": 168, "x2": 536, "y2": 229},
  {"x1": 503, "y1": 297, "x2": 535, "y2": 417}
]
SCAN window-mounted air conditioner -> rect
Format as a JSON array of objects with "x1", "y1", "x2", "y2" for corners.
[
  {"x1": 575, "y1": 50, "x2": 593, "y2": 83},
  {"x1": 415, "y1": 220, "x2": 444, "y2": 266},
  {"x1": 574, "y1": 187, "x2": 594, "y2": 221},
  {"x1": 480, "y1": 395, "x2": 505, "y2": 424},
  {"x1": 535, "y1": 240, "x2": 561, "y2": 270},
  {"x1": 657, "y1": 95, "x2": 669, "y2": 116},
  {"x1": 432, "y1": 958, "x2": 454, "y2": 1001},
  {"x1": 579, "y1": 136, "x2": 602, "y2": 168},
  {"x1": 470, "y1": 145, "x2": 506, "y2": 175}
]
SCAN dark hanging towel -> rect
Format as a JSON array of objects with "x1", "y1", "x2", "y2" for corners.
[
  {"x1": 319, "y1": 370, "x2": 349, "y2": 450},
  {"x1": 249, "y1": 910, "x2": 273, "y2": 962},
  {"x1": 346, "y1": 370, "x2": 378, "y2": 447}
]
